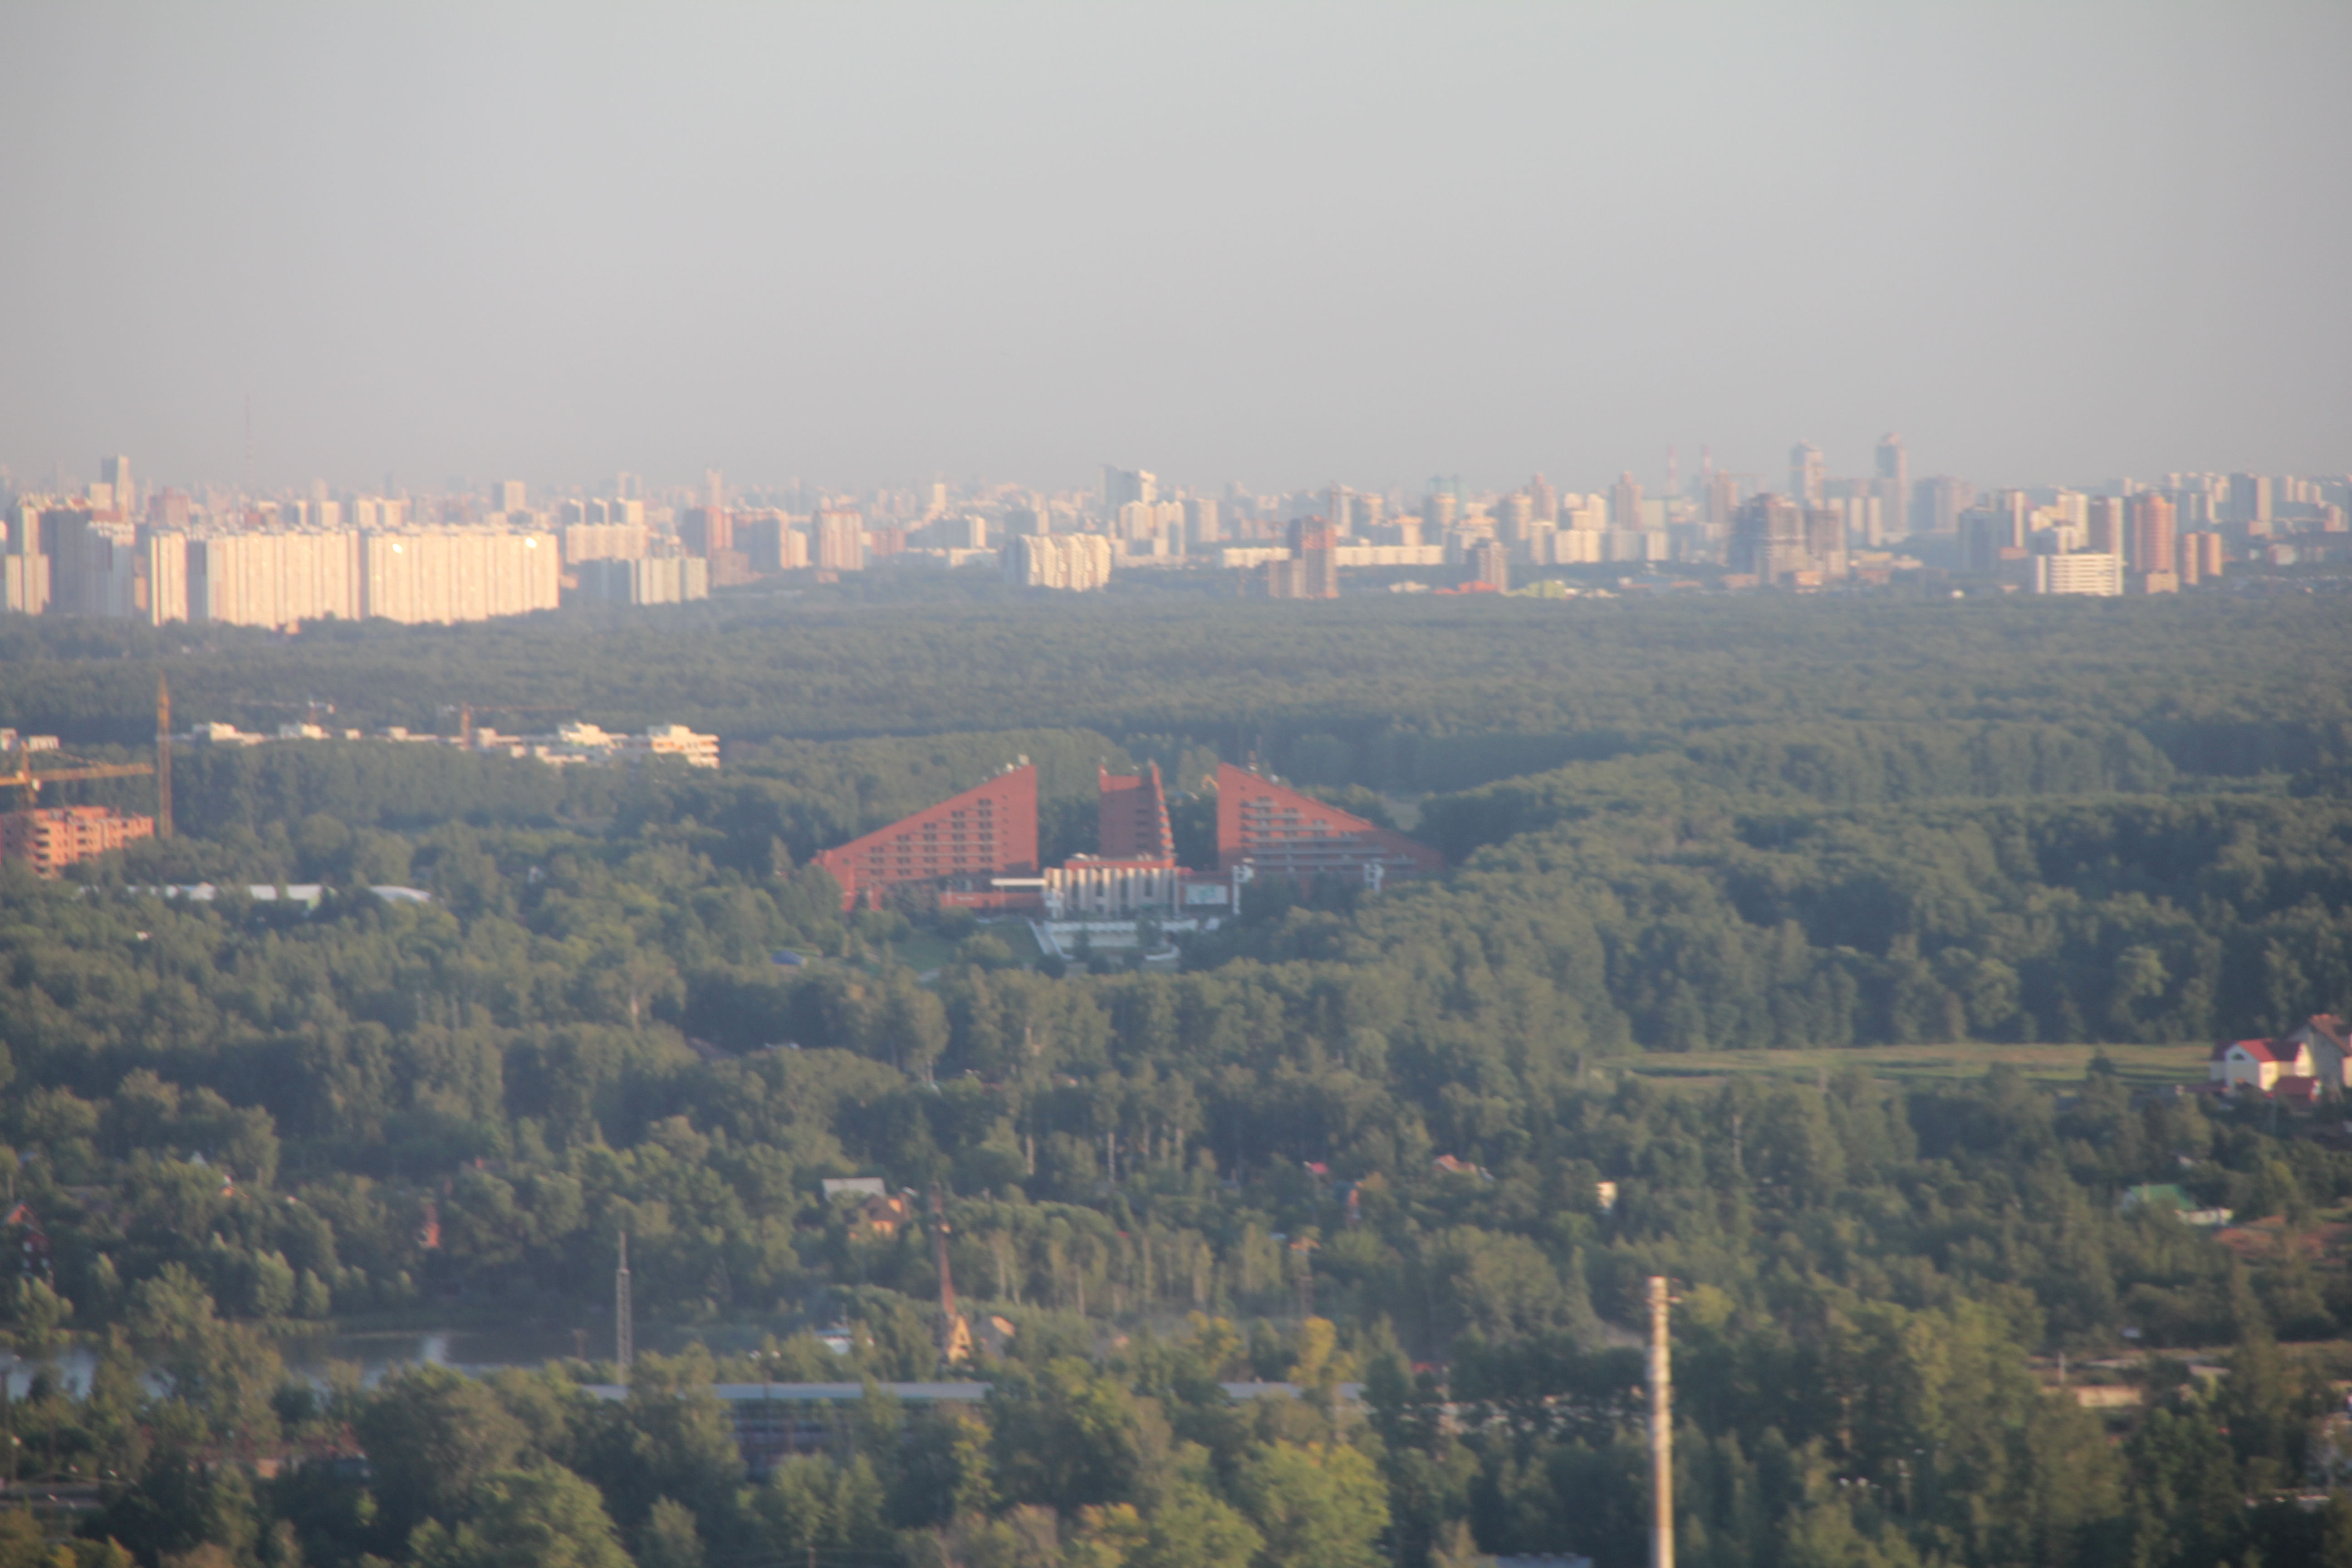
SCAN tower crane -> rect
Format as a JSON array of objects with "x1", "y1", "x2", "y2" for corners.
[{"x1": 0, "y1": 753, "x2": 155, "y2": 802}]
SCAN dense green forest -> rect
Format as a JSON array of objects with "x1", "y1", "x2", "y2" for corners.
[
  {"x1": 5, "y1": 597, "x2": 2352, "y2": 1568},
  {"x1": 6, "y1": 595, "x2": 2351, "y2": 791}
]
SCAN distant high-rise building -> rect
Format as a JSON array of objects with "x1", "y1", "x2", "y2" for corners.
[
  {"x1": 1609, "y1": 473, "x2": 1645, "y2": 531},
  {"x1": 2128, "y1": 493, "x2": 2176, "y2": 579},
  {"x1": 1281, "y1": 519, "x2": 1340, "y2": 599},
  {"x1": 1960, "y1": 495, "x2": 2029, "y2": 574},
  {"x1": 680, "y1": 507, "x2": 733, "y2": 559},
  {"x1": 1497, "y1": 493, "x2": 1535, "y2": 544},
  {"x1": 1326, "y1": 485, "x2": 1351, "y2": 538},
  {"x1": 147, "y1": 488, "x2": 191, "y2": 530},
  {"x1": 98, "y1": 456, "x2": 132, "y2": 517},
  {"x1": 1705, "y1": 473, "x2": 1740, "y2": 529},
  {"x1": 1789, "y1": 443, "x2": 1825, "y2": 508},
  {"x1": 1990, "y1": 490, "x2": 2029, "y2": 551},
  {"x1": 1805, "y1": 509, "x2": 1850, "y2": 580},
  {"x1": 1915, "y1": 476, "x2": 1974, "y2": 534},
  {"x1": 1468, "y1": 539, "x2": 1509, "y2": 591},
  {"x1": 1874, "y1": 435, "x2": 1907, "y2": 537},
  {"x1": 1005, "y1": 533, "x2": 1111, "y2": 591},
  {"x1": 1183, "y1": 497, "x2": 1221, "y2": 547},
  {"x1": 2227, "y1": 473, "x2": 2273, "y2": 525},
  {"x1": 1731, "y1": 495, "x2": 1808, "y2": 582},
  {"x1": 1529, "y1": 474, "x2": 1559, "y2": 524},
  {"x1": 2085, "y1": 496, "x2": 2126, "y2": 555},
  {"x1": 816, "y1": 506, "x2": 866, "y2": 572},
  {"x1": 1103, "y1": 466, "x2": 1156, "y2": 514},
  {"x1": 705, "y1": 470, "x2": 725, "y2": 512},
  {"x1": 497, "y1": 479, "x2": 526, "y2": 514}
]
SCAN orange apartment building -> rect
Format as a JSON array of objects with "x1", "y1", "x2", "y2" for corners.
[{"x1": 1, "y1": 806, "x2": 155, "y2": 877}]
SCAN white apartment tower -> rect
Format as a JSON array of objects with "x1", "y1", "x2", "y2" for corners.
[{"x1": 1789, "y1": 443, "x2": 1825, "y2": 508}]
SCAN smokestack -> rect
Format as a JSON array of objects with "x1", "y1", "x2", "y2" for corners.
[{"x1": 1649, "y1": 1276, "x2": 1673, "y2": 1568}]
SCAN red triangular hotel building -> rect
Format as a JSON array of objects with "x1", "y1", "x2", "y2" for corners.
[{"x1": 818, "y1": 760, "x2": 1437, "y2": 915}]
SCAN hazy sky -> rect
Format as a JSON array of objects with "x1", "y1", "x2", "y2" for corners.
[{"x1": 4, "y1": 3, "x2": 2347, "y2": 500}]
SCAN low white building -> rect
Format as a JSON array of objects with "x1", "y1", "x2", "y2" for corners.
[
  {"x1": 2209, "y1": 1036, "x2": 2312, "y2": 1092},
  {"x1": 2034, "y1": 552, "x2": 2122, "y2": 596},
  {"x1": 1044, "y1": 857, "x2": 1180, "y2": 918}
]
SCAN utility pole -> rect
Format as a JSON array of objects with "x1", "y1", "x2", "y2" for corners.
[
  {"x1": 1649, "y1": 1276, "x2": 1674, "y2": 1568},
  {"x1": 931, "y1": 1187, "x2": 969, "y2": 1367},
  {"x1": 155, "y1": 674, "x2": 172, "y2": 838},
  {"x1": 615, "y1": 1230, "x2": 634, "y2": 1374}
]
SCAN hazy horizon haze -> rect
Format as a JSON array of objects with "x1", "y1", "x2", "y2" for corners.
[{"x1": 3, "y1": 2, "x2": 2347, "y2": 499}]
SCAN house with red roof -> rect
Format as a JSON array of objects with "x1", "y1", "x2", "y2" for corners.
[{"x1": 2209, "y1": 1036, "x2": 2315, "y2": 1093}]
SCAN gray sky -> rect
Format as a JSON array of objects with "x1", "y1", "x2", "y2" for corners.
[{"x1": 3, "y1": 3, "x2": 2347, "y2": 500}]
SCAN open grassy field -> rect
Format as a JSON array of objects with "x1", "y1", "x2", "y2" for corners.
[{"x1": 1619, "y1": 1041, "x2": 2210, "y2": 1091}]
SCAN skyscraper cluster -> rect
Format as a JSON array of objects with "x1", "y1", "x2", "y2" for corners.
[{"x1": 3, "y1": 444, "x2": 2344, "y2": 622}]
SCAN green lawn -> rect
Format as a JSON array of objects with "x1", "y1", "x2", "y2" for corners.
[
  {"x1": 981, "y1": 919, "x2": 1049, "y2": 962},
  {"x1": 870, "y1": 929, "x2": 962, "y2": 975},
  {"x1": 1620, "y1": 1041, "x2": 2210, "y2": 1090}
]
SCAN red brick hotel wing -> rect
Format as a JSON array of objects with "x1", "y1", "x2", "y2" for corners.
[
  {"x1": 1213, "y1": 764, "x2": 1441, "y2": 885},
  {"x1": 817, "y1": 764, "x2": 1038, "y2": 910}
]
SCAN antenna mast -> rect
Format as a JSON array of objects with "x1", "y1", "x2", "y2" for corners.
[
  {"x1": 615, "y1": 1230, "x2": 634, "y2": 1374},
  {"x1": 1649, "y1": 1276, "x2": 1674, "y2": 1568},
  {"x1": 155, "y1": 674, "x2": 173, "y2": 839}
]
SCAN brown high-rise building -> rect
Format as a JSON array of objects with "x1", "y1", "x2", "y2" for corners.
[
  {"x1": 2128, "y1": 493, "x2": 2176, "y2": 575},
  {"x1": 2174, "y1": 530, "x2": 2225, "y2": 585},
  {"x1": 1280, "y1": 519, "x2": 1339, "y2": 599}
]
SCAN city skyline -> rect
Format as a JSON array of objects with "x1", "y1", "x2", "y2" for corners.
[{"x1": 3, "y1": 5, "x2": 2347, "y2": 493}]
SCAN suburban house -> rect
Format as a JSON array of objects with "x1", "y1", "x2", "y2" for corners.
[
  {"x1": 2278, "y1": 1014, "x2": 2352, "y2": 1088},
  {"x1": 2208, "y1": 1036, "x2": 2314, "y2": 1093}
]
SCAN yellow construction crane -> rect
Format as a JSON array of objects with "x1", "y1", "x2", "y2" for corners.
[
  {"x1": 0, "y1": 754, "x2": 155, "y2": 802},
  {"x1": 1, "y1": 673, "x2": 173, "y2": 824}
]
